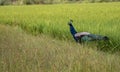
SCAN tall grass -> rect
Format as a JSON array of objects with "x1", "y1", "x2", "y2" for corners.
[
  {"x1": 0, "y1": 2, "x2": 120, "y2": 51},
  {"x1": 0, "y1": 25, "x2": 120, "y2": 72}
]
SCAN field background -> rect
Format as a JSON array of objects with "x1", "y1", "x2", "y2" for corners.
[
  {"x1": 0, "y1": 2, "x2": 120, "y2": 51},
  {"x1": 0, "y1": 2, "x2": 120, "y2": 72}
]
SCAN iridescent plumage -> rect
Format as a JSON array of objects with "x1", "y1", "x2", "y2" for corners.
[{"x1": 68, "y1": 20, "x2": 109, "y2": 43}]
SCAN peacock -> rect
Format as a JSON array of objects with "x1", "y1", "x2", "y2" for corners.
[{"x1": 68, "y1": 20, "x2": 109, "y2": 43}]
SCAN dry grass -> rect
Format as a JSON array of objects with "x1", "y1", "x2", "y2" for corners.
[{"x1": 0, "y1": 25, "x2": 120, "y2": 72}]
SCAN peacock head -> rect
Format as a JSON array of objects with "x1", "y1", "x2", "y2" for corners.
[{"x1": 68, "y1": 19, "x2": 73, "y2": 26}]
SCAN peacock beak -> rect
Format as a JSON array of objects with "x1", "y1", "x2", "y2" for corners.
[
  {"x1": 68, "y1": 22, "x2": 70, "y2": 25},
  {"x1": 68, "y1": 19, "x2": 73, "y2": 26}
]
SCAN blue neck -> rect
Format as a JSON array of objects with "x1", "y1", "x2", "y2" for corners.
[
  {"x1": 69, "y1": 24, "x2": 78, "y2": 41},
  {"x1": 70, "y1": 24, "x2": 77, "y2": 35}
]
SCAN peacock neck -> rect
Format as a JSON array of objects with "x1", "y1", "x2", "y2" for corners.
[{"x1": 70, "y1": 25, "x2": 77, "y2": 35}]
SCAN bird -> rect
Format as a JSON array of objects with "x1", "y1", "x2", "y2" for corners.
[{"x1": 68, "y1": 20, "x2": 109, "y2": 43}]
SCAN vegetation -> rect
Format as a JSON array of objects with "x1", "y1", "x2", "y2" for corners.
[
  {"x1": 0, "y1": 0, "x2": 120, "y2": 5},
  {"x1": 0, "y1": 2, "x2": 120, "y2": 51},
  {"x1": 0, "y1": 2, "x2": 120, "y2": 72},
  {"x1": 0, "y1": 24, "x2": 120, "y2": 72}
]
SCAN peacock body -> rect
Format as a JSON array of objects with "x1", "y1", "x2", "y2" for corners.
[{"x1": 68, "y1": 20, "x2": 109, "y2": 43}]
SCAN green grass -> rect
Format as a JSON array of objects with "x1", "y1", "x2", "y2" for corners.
[
  {"x1": 0, "y1": 24, "x2": 120, "y2": 72},
  {"x1": 0, "y1": 3, "x2": 120, "y2": 49},
  {"x1": 1, "y1": 3, "x2": 120, "y2": 72},
  {"x1": 1, "y1": 3, "x2": 120, "y2": 51}
]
